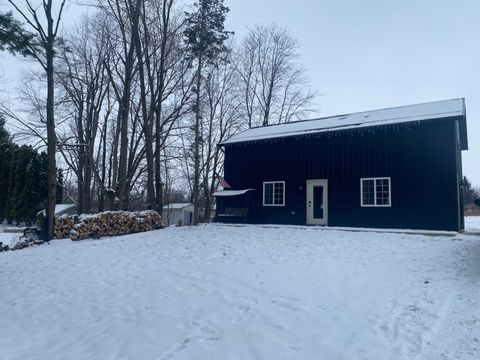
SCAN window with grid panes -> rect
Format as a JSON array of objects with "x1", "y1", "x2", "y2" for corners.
[
  {"x1": 263, "y1": 181, "x2": 285, "y2": 206},
  {"x1": 361, "y1": 178, "x2": 391, "y2": 207}
]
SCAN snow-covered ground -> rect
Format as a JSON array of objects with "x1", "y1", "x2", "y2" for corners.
[
  {"x1": 465, "y1": 216, "x2": 480, "y2": 233},
  {"x1": 1, "y1": 220, "x2": 480, "y2": 360},
  {"x1": 0, "y1": 232, "x2": 20, "y2": 248},
  {"x1": 0, "y1": 221, "x2": 22, "y2": 248}
]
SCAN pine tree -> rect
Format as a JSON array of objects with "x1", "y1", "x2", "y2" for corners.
[
  {"x1": 184, "y1": 0, "x2": 232, "y2": 224},
  {"x1": 0, "y1": 12, "x2": 37, "y2": 56},
  {"x1": 463, "y1": 176, "x2": 480, "y2": 205},
  {"x1": 0, "y1": 136, "x2": 49, "y2": 225},
  {"x1": 0, "y1": 116, "x2": 12, "y2": 221},
  {"x1": 5, "y1": 145, "x2": 18, "y2": 224},
  {"x1": 0, "y1": 115, "x2": 11, "y2": 145},
  {"x1": 0, "y1": 147, "x2": 6, "y2": 221},
  {"x1": 15, "y1": 146, "x2": 31, "y2": 224},
  {"x1": 15, "y1": 146, "x2": 44, "y2": 225}
]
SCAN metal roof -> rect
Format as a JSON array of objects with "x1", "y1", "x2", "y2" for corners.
[
  {"x1": 162, "y1": 203, "x2": 193, "y2": 210},
  {"x1": 213, "y1": 189, "x2": 255, "y2": 197},
  {"x1": 220, "y1": 99, "x2": 468, "y2": 150}
]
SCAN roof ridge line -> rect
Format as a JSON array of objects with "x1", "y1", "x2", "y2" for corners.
[{"x1": 245, "y1": 98, "x2": 465, "y2": 131}]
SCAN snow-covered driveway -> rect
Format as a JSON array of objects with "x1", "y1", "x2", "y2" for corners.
[{"x1": 1, "y1": 223, "x2": 479, "y2": 360}]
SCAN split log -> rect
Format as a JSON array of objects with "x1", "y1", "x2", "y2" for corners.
[{"x1": 54, "y1": 214, "x2": 80, "y2": 239}]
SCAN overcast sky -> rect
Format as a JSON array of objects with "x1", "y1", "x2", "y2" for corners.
[{"x1": 1, "y1": 0, "x2": 479, "y2": 185}]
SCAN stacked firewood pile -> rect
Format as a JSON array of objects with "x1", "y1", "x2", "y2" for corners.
[
  {"x1": 54, "y1": 215, "x2": 80, "y2": 239},
  {"x1": 69, "y1": 210, "x2": 163, "y2": 240},
  {"x1": 0, "y1": 211, "x2": 163, "y2": 253}
]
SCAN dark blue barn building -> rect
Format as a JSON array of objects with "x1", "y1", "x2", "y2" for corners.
[{"x1": 214, "y1": 99, "x2": 468, "y2": 231}]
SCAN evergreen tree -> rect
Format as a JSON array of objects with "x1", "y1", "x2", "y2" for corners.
[
  {"x1": 13, "y1": 146, "x2": 29, "y2": 224},
  {"x1": 38, "y1": 152, "x2": 49, "y2": 211},
  {"x1": 0, "y1": 12, "x2": 37, "y2": 56},
  {"x1": 0, "y1": 147, "x2": 13, "y2": 222},
  {"x1": 463, "y1": 176, "x2": 480, "y2": 204},
  {"x1": 5, "y1": 145, "x2": 18, "y2": 224},
  {"x1": 0, "y1": 115, "x2": 11, "y2": 145},
  {"x1": 0, "y1": 134, "x2": 49, "y2": 225},
  {"x1": 0, "y1": 147, "x2": 6, "y2": 221},
  {"x1": 184, "y1": 0, "x2": 232, "y2": 224},
  {"x1": 15, "y1": 146, "x2": 44, "y2": 225},
  {"x1": 0, "y1": 116, "x2": 12, "y2": 221}
]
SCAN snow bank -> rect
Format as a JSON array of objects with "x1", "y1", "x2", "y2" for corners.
[
  {"x1": 465, "y1": 216, "x2": 480, "y2": 232},
  {"x1": 0, "y1": 232, "x2": 21, "y2": 248}
]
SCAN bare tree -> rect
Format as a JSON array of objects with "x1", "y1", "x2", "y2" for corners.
[
  {"x1": 95, "y1": 0, "x2": 142, "y2": 210},
  {"x1": 55, "y1": 14, "x2": 111, "y2": 213},
  {"x1": 237, "y1": 24, "x2": 318, "y2": 127},
  {"x1": 152, "y1": 0, "x2": 191, "y2": 213},
  {"x1": 135, "y1": 0, "x2": 194, "y2": 211},
  {"x1": 87, "y1": 0, "x2": 194, "y2": 211},
  {"x1": 1, "y1": 75, "x2": 48, "y2": 149},
  {"x1": 200, "y1": 56, "x2": 242, "y2": 220},
  {"x1": 8, "y1": 0, "x2": 67, "y2": 239}
]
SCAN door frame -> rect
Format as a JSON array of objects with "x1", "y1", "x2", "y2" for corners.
[{"x1": 306, "y1": 179, "x2": 328, "y2": 225}]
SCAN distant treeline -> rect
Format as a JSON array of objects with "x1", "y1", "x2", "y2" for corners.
[{"x1": 0, "y1": 116, "x2": 62, "y2": 225}]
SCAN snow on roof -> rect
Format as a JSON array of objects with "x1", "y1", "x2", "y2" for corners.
[
  {"x1": 162, "y1": 203, "x2": 193, "y2": 210},
  {"x1": 213, "y1": 189, "x2": 255, "y2": 197},
  {"x1": 55, "y1": 204, "x2": 76, "y2": 214},
  {"x1": 221, "y1": 99, "x2": 467, "y2": 146}
]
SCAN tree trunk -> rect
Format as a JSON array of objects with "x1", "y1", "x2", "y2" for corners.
[
  {"x1": 99, "y1": 113, "x2": 108, "y2": 212},
  {"x1": 204, "y1": 184, "x2": 211, "y2": 221},
  {"x1": 45, "y1": 4, "x2": 57, "y2": 240},
  {"x1": 116, "y1": 0, "x2": 142, "y2": 210},
  {"x1": 193, "y1": 57, "x2": 202, "y2": 225},
  {"x1": 262, "y1": 77, "x2": 275, "y2": 126},
  {"x1": 154, "y1": 0, "x2": 170, "y2": 213},
  {"x1": 116, "y1": 88, "x2": 131, "y2": 210},
  {"x1": 154, "y1": 117, "x2": 164, "y2": 212},
  {"x1": 77, "y1": 107, "x2": 85, "y2": 214},
  {"x1": 134, "y1": 23, "x2": 155, "y2": 209},
  {"x1": 205, "y1": 147, "x2": 220, "y2": 221}
]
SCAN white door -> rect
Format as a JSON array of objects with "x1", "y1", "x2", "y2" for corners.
[{"x1": 306, "y1": 179, "x2": 328, "y2": 225}]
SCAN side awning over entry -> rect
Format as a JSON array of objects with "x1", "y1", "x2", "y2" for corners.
[{"x1": 213, "y1": 189, "x2": 255, "y2": 197}]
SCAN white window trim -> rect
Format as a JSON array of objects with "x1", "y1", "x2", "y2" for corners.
[
  {"x1": 263, "y1": 181, "x2": 285, "y2": 207},
  {"x1": 360, "y1": 177, "x2": 391, "y2": 207}
]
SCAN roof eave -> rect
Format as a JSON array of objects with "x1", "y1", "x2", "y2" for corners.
[{"x1": 460, "y1": 99, "x2": 468, "y2": 151}]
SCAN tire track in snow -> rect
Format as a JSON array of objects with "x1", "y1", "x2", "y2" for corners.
[
  {"x1": 418, "y1": 241, "x2": 480, "y2": 360},
  {"x1": 160, "y1": 267, "x2": 322, "y2": 356},
  {"x1": 375, "y1": 288, "x2": 452, "y2": 359}
]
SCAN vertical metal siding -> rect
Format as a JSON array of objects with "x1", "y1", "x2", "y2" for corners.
[{"x1": 222, "y1": 118, "x2": 462, "y2": 231}]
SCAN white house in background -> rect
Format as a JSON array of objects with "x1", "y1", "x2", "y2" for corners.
[{"x1": 162, "y1": 203, "x2": 194, "y2": 226}]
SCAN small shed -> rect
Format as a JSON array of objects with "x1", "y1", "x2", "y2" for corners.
[
  {"x1": 55, "y1": 204, "x2": 77, "y2": 216},
  {"x1": 162, "y1": 203, "x2": 194, "y2": 226}
]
